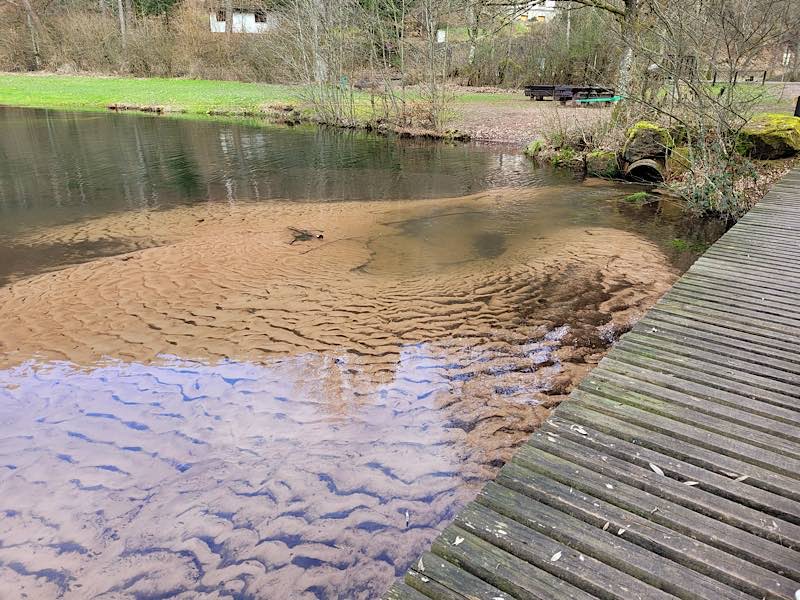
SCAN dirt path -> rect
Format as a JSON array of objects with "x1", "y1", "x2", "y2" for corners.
[{"x1": 452, "y1": 95, "x2": 612, "y2": 145}]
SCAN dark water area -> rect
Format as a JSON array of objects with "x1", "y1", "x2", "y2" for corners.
[
  {"x1": 0, "y1": 106, "x2": 552, "y2": 232},
  {"x1": 0, "y1": 106, "x2": 725, "y2": 599}
]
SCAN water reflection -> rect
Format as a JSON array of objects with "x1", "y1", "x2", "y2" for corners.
[
  {"x1": 0, "y1": 339, "x2": 567, "y2": 599},
  {"x1": 0, "y1": 107, "x2": 553, "y2": 237}
]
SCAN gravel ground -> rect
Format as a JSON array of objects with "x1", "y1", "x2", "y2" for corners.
[
  {"x1": 453, "y1": 96, "x2": 612, "y2": 145},
  {"x1": 451, "y1": 82, "x2": 800, "y2": 146}
]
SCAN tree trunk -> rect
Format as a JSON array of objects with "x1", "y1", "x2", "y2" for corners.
[
  {"x1": 225, "y1": 0, "x2": 233, "y2": 36},
  {"x1": 20, "y1": 0, "x2": 41, "y2": 70},
  {"x1": 617, "y1": 0, "x2": 638, "y2": 98},
  {"x1": 466, "y1": 3, "x2": 478, "y2": 66},
  {"x1": 116, "y1": 0, "x2": 127, "y2": 50}
]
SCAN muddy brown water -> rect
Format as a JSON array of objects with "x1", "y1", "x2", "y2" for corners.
[{"x1": 0, "y1": 107, "x2": 723, "y2": 599}]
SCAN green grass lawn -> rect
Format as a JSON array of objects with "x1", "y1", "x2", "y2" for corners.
[
  {"x1": 0, "y1": 73, "x2": 525, "y2": 113},
  {"x1": 0, "y1": 74, "x2": 300, "y2": 114}
]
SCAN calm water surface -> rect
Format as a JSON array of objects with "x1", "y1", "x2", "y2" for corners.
[{"x1": 0, "y1": 107, "x2": 721, "y2": 599}]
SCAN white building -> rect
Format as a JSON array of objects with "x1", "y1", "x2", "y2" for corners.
[
  {"x1": 517, "y1": 0, "x2": 558, "y2": 23},
  {"x1": 209, "y1": 7, "x2": 278, "y2": 33}
]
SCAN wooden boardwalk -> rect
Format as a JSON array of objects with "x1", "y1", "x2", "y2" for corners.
[{"x1": 384, "y1": 169, "x2": 800, "y2": 600}]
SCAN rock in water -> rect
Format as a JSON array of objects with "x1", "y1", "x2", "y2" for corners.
[{"x1": 586, "y1": 151, "x2": 620, "y2": 178}]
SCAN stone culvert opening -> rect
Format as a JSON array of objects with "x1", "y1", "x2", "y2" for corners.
[{"x1": 624, "y1": 158, "x2": 664, "y2": 183}]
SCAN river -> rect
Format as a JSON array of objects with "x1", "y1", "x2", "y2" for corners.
[{"x1": 0, "y1": 106, "x2": 721, "y2": 599}]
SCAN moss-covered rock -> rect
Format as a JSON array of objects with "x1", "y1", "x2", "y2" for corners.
[
  {"x1": 586, "y1": 150, "x2": 620, "y2": 178},
  {"x1": 550, "y1": 147, "x2": 585, "y2": 172},
  {"x1": 738, "y1": 114, "x2": 800, "y2": 160},
  {"x1": 622, "y1": 121, "x2": 674, "y2": 163}
]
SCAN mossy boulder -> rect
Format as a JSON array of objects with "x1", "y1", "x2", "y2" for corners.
[
  {"x1": 586, "y1": 150, "x2": 620, "y2": 178},
  {"x1": 622, "y1": 121, "x2": 674, "y2": 163},
  {"x1": 738, "y1": 114, "x2": 800, "y2": 160},
  {"x1": 550, "y1": 147, "x2": 585, "y2": 172}
]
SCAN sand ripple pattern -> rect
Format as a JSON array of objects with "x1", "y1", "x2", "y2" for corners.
[{"x1": 0, "y1": 195, "x2": 675, "y2": 598}]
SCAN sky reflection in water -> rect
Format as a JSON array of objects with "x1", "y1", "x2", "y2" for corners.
[{"x1": 0, "y1": 340, "x2": 558, "y2": 599}]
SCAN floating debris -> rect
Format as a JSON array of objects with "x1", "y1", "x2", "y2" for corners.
[
  {"x1": 288, "y1": 226, "x2": 324, "y2": 244},
  {"x1": 570, "y1": 424, "x2": 588, "y2": 435}
]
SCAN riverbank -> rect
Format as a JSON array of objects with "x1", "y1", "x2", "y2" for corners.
[{"x1": 0, "y1": 72, "x2": 611, "y2": 143}]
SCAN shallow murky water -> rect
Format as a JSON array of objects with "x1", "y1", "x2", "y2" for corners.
[{"x1": 0, "y1": 107, "x2": 721, "y2": 599}]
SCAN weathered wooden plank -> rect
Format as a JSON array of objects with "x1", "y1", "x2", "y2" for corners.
[
  {"x1": 614, "y1": 337, "x2": 800, "y2": 413},
  {"x1": 650, "y1": 303, "x2": 800, "y2": 350},
  {"x1": 406, "y1": 553, "x2": 507, "y2": 600},
  {"x1": 543, "y1": 416, "x2": 800, "y2": 525},
  {"x1": 668, "y1": 286, "x2": 800, "y2": 322},
  {"x1": 657, "y1": 298, "x2": 800, "y2": 341},
  {"x1": 687, "y1": 264, "x2": 800, "y2": 297},
  {"x1": 432, "y1": 525, "x2": 597, "y2": 600},
  {"x1": 454, "y1": 502, "x2": 674, "y2": 600},
  {"x1": 680, "y1": 270, "x2": 800, "y2": 299},
  {"x1": 629, "y1": 325, "x2": 800, "y2": 394},
  {"x1": 642, "y1": 310, "x2": 800, "y2": 360},
  {"x1": 686, "y1": 267, "x2": 800, "y2": 298},
  {"x1": 673, "y1": 279, "x2": 800, "y2": 316},
  {"x1": 619, "y1": 333, "x2": 800, "y2": 394},
  {"x1": 556, "y1": 400, "x2": 800, "y2": 504},
  {"x1": 603, "y1": 351, "x2": 800, "y2": 414},
  {"x1": 513, "y1": 443, "x2": 800, "y2": 581},
  {"x1": 662, "y1": 292, "x2": 800, "y2": 331},
  {"x1": 497, "y1": 461, "x2": 797, "y2": 599},
  {"x1": 384, "y1": 582, "x2": 432, "y2": 600},
  {"x1": 476, "y1": 481, "x2": 750, "y2": 600},
  {"x1": 585, "y1": 366, "x2": 800, "y2": 436},
  {"x1": 569, "y1": 387, "x2": 800, "y2": 478},
  {"x1": 527, "y1": 425, "x2": 800, "y2": 547},
  {"x1": 705, "y1": 247, "x2": 800, "y2": 271}
]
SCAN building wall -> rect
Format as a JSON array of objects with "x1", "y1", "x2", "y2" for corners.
[
  {"x1": 209, "y1": 10, "x2": 278, "y2": 34},
  {"x1": 520, "y1": 0, "x2": 557, "y2": 22}
]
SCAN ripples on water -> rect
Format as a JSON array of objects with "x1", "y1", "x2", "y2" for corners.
[
  {"x1": 0, "y1": 332, "x2": 570, "y2": 599},
  {"x1": 0, "y1": 107, "x2": 721, "y2": 599}
]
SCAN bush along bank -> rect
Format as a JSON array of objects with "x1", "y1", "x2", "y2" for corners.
[{"x1": 525, "y1": 114, "x2": 800, "y2": 221}]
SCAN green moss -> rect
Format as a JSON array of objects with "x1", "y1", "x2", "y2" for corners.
[
  {"x1": 551, "y1": 147, "x2": 576, "y2": 167},
  {"x1": 586, "y1": 150, "x2": 619, "y2": 178},
  {"x1": 627, "y1": 121, "x2": 674, "y2": 148},
  {"x1": 524, "y1": 139, "x2": 544, "y2": 157},
  {"x1": 670, "y1": 238, "x2": 709, "y2": 253},
  {"x1": 623, "y1": 191, "x2": 649, "y2": 203},
  {"x1": 738, "y1": 113, "x2": 800, "y2": 159}
]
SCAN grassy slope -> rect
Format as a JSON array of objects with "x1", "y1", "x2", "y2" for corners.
[
  {"x1": 0, "y1": 74, "x2": 300, "y2": 113},
  {"x1": 0, "y1": 73, "x2": 523, "y2": 114}
]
